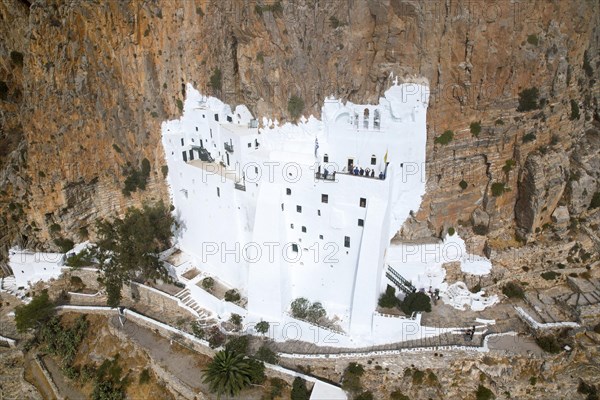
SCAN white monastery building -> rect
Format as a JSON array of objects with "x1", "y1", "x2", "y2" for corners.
[{"x1": 161, "y1": 81, "x2": 430, "y2": 335}]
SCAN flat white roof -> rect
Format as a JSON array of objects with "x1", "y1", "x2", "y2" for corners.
[{"x1": 220, "y1": 123, "x2": 258, "y2": 137}]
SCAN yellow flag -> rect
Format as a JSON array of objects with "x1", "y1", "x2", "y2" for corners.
[{"x1": 384, "y1": 149, "x2": 388, "y2": 164}]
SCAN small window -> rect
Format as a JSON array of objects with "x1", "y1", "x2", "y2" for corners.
[
  {"x1": 344, "y1": 236, "x2": 350, "y2": 248},
  {"x1": 358, "y1": 219, "x2": 364, "y2": 227},
  {"x1": 248, "y1": 142, "x2": 252, "y2": 148},
  {"x1": 292, "y1": 244, "x2": 299, "y2": 252},
  {"x1": 214, "y1": 113, "x2": 219, "y2": 121},
  {"x1": 181, "y1": 138, "x2": 185, "y2": 146},
  {"x1": 281, "y1": 203, "x2": 284, "y2": 211},
  {"x1": 217, "y1": 187, "x2": 220, "y2": 197},
  {"x1": 317, "y1": 210, "x2": 321, "y2": 216},
  {"x1": 286, "y1": 188, "x2": 291, "y2": 195},
  {"x1": 371, "y1": 155, "x2": 376, "y2": 165},
  {"x1": 202, "y1": 114, "x2": 205, "y2": 118},
  {"x1": 321, "y1": 194, "x2": 328, "y2": 203},
  {"x1": 255, "y1": 166, "x2": 258, "y2": 174},
  {"x1": 195, "y1": 127, "x2": 198, "y2": 131},
  {"x1": 290, "y1": 223, "x2": 294, "y2": 229},
  {"x1": 323, "y1": 154, "x2": 329, "y2": 162},
  {"x1": 360, "y1": 198, "x2": 366, "y2": 208},
  {"x1": 296, "y1": 205, "x2": 302, "y2": 213},
  {"x1": 182, "y1": 151, "x2": 188, "y2": 162},
  {"x1": 302, "y1": 226, "x2": 307, "y2": 233},
  {"x1": 189, "y1": 149, "x2": 194, "y2": 160},
  {"x1": 319, "y1": 235, "x2": 323, "y2": 240},
  {"x1": 210, "y1": 129, "x2": 213, "y2": 138}
]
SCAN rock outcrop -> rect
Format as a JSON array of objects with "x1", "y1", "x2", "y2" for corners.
[{"x1": 0, "y1": 0, "x2": 598, "y2": 266}]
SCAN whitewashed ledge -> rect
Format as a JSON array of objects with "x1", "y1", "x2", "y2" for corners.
[{"x1": 515, "y1": 306, "x2": 579, "y2": 330}]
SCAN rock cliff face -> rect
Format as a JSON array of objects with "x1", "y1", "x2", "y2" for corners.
[{"x1": 0, "y1": 0, "x2": 599, "y2": 266}]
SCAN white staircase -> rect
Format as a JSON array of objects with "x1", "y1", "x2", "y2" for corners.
[
  {"x1": 0, "y1": 276, "x2": 18, "y2": 296},
  {"x1": 175, "y1": 288, "x2": 212, "y2": 322}
]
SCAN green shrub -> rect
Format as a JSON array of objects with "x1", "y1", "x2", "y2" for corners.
[
  {"x1": 225, "y1": 335, "x2": 249, "y2": 354},
  {"x1": 229, "y1": 313, "x2": 243, "y2": 329},
  {"x1": 491, "y1": 182, "x2": 506, "y2": 197},
  {"x1": 535, "y1": 335, "x2": 561, "y2": 354},
  {"x1": 122, "y1": 159, "x2": 151, "y2": 196},
  {"x1": 290, "y1": 297, "x2": 310, "y2": 319},
  {"x1": 196, "y1": 6, "x2": 204, "y2": 16},
  {"x1": 583, "y1": 50, "x2": 594, "y2": 78},
  {"x1": 448, "y1": 227, "x2": 455, "y2": 236},
  {"x1": 475, "y1": 384, "x2": 495, "y2": 400},
  {"x1": 0, "y1": 80, "x2": 8, "y2": 100},
  {"x1": 523, "y1": 132, "x2": 537, "y2": 143},
  {"x1": 269, "y1": 377, "x2": 287, "y2": 399},
  {"x1": 502, "y1": 159, "x2": 516, "y2": 174},
  {"x1": 207, "y1": 326, "x2": 226, "y2": 348},
  {"x1": 378, "y1": 286, "x2": 399, "y2": 308},
  {"x1": 541, "y1": 271, "x2": 559, "y2": 280},
  {"x1": 590, "y1": 192, "x2": 600, "y2": 209},
  {"x1": 527, "y1": 34, "x2": 539, "y2": 46},
  {"x1": 256, "y1": 51, "x2": 264, "y2": 63},
  {"x1": 15, "y1": 290, "x2": 54, "y2": 332},
  {"x1": 191, "y1": 321, "x2": 205, "y2": 339},
  {"x1": 341, "y1": 363, "x2": 365, "y2": 393},
  {"x1": 459, "y1": 180, "x2": 468, "y2": 190},
  {"x1": 306, "y1": 302, "x2": 326, "y2": 323},
  {"x1": 288, "y1": 95, "x2": 305, "y2": 120},
  {"x1": 65, "y1": 249, "x2": 93, "y2": 268},
  {"x1": 224, "y1": 289, "x2": 241, "y2": 303},
  {"x1": 470, "y1": 121, "x2": 482, "y2": 137},
  {"x1": 329, "y1": 16, "x2": 342, "y2": 28},
  {"x1": 494, "y1": 118, "x2": 504, "y2": 125},
  {"x1": 517, "y1": 87, "x2": 539, "y2": 112},
  {"x1": 355, "y1": 391, "x2": 374, "y2": 400},
  {"x1": 570, "y1": 99, "x2": 580, "y2": 120},
  {"x1": 291, "y1": 377, "x2": 310, "y2": 400},
  {"x1": 49, "y1": 223, "x2": 62, "y2": 234},
  {"x1": 529, "y1": 376, "x2": 537, "y2": 386},
  {"x1": 255, "y1": 1, "x2": 283, "y2": 16},
  {"x1": 255, "y1": 344, "x2": 279, "y2": 364},
  {"x1": 112, "y1": 144, "x2": 122, "y2": 153},
  {"x1": 209, "y1": 68, "x2": 222, "y2": 92},
  {"x1": 10, "y1": 50, "x2": 24, "y2": 66},
  {"x1": 201, "y1": 276, "x2": 214, "y2": 290},
  {"x1": 502, "y1": 282, "x2": 525, "y2": 299},
  {"x1": 400, "y1": 292, "x2": 432, "y2": 314},
  {"x1": 255, "y1": 320, "x2": 269, "y2": 335},
  {"x1": 434, "y1": 130, "x2": 454, "y2": 145},
  {"x1": 139, "y1": 368, "x2": 151, "y2": 384},
  {"x1": 176, "y1": 98, "x2": 183, "y2": 112},
  {"x1": 390, "y1": 389, "x2": 410, "y2": 400}
]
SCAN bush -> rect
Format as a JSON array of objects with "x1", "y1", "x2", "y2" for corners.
[
  {"x1": 517, "y1": 87, "x2": 539, "y2": 112},
  {"x1": 502, "y1": 159, "x2": 516, "y2": 174},
  {"x1": 378, "y1": 286, "x2": 399, "y2": 309},
  {"x1": 201, "y1": 276, "x2": 215, "y2": 290},
  {"x1": 570, "y1": 99, "x2": 580, "y2": 120},
  {"x1": 224, "y1": 289, "x2": 241, "y2": 303},
  {"x1": 290, "y1": 297, "x2": 310, "y2": 319},
  {"x1": 448, "y1": 227, "x2": 455, "y2": 236},
  {"x1": 291, "y1": 377, "x2": 310, "y2": 400},
  {"x1": 502, "y1": 282, "x2": 525, "y2": 299},
  {"x1": 541, "y1": 271, "x2": 559, "y2": 280},
  {"x1": 225, "y1": 335, "x2": 249, "y2": 355},
  {"x1": 329, "y1": 16, "x2": 343, "y2": 28},
  {"x1": 341, "y1": 363, "x2": 364, "y2": 393},
  {"x1": 355, "y1": 391, "x2": 374, "y2": 400},
  {"x1": 535, "y1": 335, "x2": 561, "y2": 354},
  {"x1": 527, "y1": 34, "x2": 539, "y2": 46},
  {"x1": 306, "y1": 302, "x2": 326, "y2": 323},
  {"x1": 288, "y1": 95, "x2": 305, "y2": 120},
  {"x1": 269, "y1": 377, "x2": 287, "y2": 398},
  {"x1": 494, "y1": 118, "x2": 504, "y2": 125},
  {"x1": 39, "y1": 315, "x2": 89, "y2": 366},
  {"x1": 470, "y1": 121, "x2": 482, "y2": 137},
  {"x1": 400, "y1": 292, "x2": 431, "y2": 314},
  {"x1": 473, "y1": 224, "x2": 488, "y2": 235},
  {"x1": 122, "y1": 159, "x2": 151, "y2": 196},
  {"x1": 161, "y1": 165, "x2": 168, "y2": 178},
  {"x1": 65, "y1": 249, "x2": 93, "y2": 269},
  {"x1": 176, "y1": 99, "x2": 183, "y2": 112},
  {"x1": 207, "y1": 326, "x2": 226, "y2": 348},
  {"x1": 255, "y1": 320, "x2": 269, "y2": 335},
  {"x1": 229, "y1": 313, "x2": 243, "y2": 329},
  {"x1": 491, "y1": 182, "x2": 506, "y2": 197},
  {"x1": 0, "y1": 80, "x2": 8, "y2": 100},
  {"x1": 523, "y1": 132, "x2": 537, "y2": 143},
  {"x1": 191, "y1": 321, "x2": 205, "y2": 339},
  {"x1": 390, "y1": 389, "x2": 410, "y2": 400},
  {"x1": 15, "y1": 290, "x2": 54, "y2": 332},
  {"x1": 255, "y1": 344, "x2": 279, "y2": 364},
  {"x1": 49, "y1": 223, "x2": 62, "y2": 234},
  {"x1": 10, "y1": 50, "x2": 24, "y2": 66},
  {"x1": 209, "y1": 68, "x2": 222, "y2": 92},
  {"x1": 475, "y1": 384, "x2": 495, "y2": 400},
  {"x1": 459, "y1": 180, "x2": 468, "y2": 190},
  {"x1": 434, "y1": 130, "x2": 454, "y2": 145},
  {"x1": 112, "y1": 144, "x2": 122, "y2": 153}
]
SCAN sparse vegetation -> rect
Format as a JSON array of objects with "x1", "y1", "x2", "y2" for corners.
[
  {"x1": 176, "y1": 98, "x2": 183, "y2": 112},
  {"x1": 224, "y1": 289, "x2": 241, "y2": 303},
  {"x1": 255, "y1": 344, "x2": 279, "y2": 364},
  {"x1": 256, "y1": 51, "x2": 264, "y2": 63},
  {"x1": 288, "y1": 95, "x2": 305, "y2": 120},
  {"x1": 523, "y1": 132, "x2": 537, "y2": 143},
  {"x1": 139, "y1": 368, "x2": 151, "y2": 384},
  {"x1": 491, "y1": 182, "x2": 506, "y2": 197},
  {"x1": 122, "y1": 158, "x2": 151, "y2": 196},
  {"x1": 517, "y1": 87, "x2": 539, "y2": 112},
  {"x1": 225, "y1": 335, "x2": 249, "y2": 355},
  {"x1": 209, "y1": 68, "x2": 222, "y2": 92},
  {"x1": 502, "y1": 159, "x2": 516, "y2": 174},
  {"x1": 329, "y1": 16, "x2": 345, "y2": 28},
  {"x1": 201, "y1": 276, "x2": 215, "y2": 291},
  {"x1": 502, "y1": 282, "x2": 525, "y2": 299},
  {"x1": 289, "y1": 297, "x2": 326, "y2": 323},
  {"x1": 448, "y1": 227, "x2": 456, "y2": 236},
  {"x1": 0, "y1": 80, "x2": 8, "y2": 100},
  {"x1": 494, "y1": 118, "x2": 504, "y2": 125},
  {"x1": 14, "y1": 290, "x2": 54, "y2": 332},
  {"x1": 475, "y1": 384, "x2": 495, "y2": 400},
  {"x1": 40, "y1": 315, "x2": 89, "y2": 366},
  {"x1": 255, "y1": 320, "x2": 270, "y2": 335},
  {"x1": 590, "y1": 192, "x2": 600, "y2": 209},
  {"x1": 541, "y1": 271, "x2": 559, "y2": 280},
  {"x1": 10, "y1": 50, "x2": 24, "y2": 66},
  {"x1": 65, "y1": 249, "x2": 94, "y2": 269},
  {"x1": 459, "y1": 180, "x2": 468, "y2": 190},
  {"x1": 229, "y1": 313, "x2": 243, "y2": 330},
  {"x1": 535, "y1": 335, "x2": 561, "y2": 354},
  {"x1": 291, "y1": 376, "x2": 311, "y2": 400},
  {"x1": 112, "y1": 144, "x2": 122, "y2": 153},
  {"x1": 470, "y1": 121, "x2": 482, "y2": 137},
  {"x1": 434, "y1": 130, "x2": 454, "y2": 145},
  {"x1": 92, "y1": 355, "x2": 129, "y2": 400},
  {"x1": 161, "y1": 165, "x2": 168, "y2": 178},
  {"x1": 527, "y1": 34, "x2": 539, "y2": 46},
  {"x1": 390, "y1": 389, "x2": 410, "y2": 400},
  {"x1": 400, "y1": 292, "x2": 432, "y2": 314},
  {"x1": 341, "y1": 362, "x2": 365, "y2": 394},
  {"x1": 54, "y1": 237, "x2": 75, "y2": 253}
]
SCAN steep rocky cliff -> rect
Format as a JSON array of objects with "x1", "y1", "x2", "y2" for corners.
[{"x1": 0, "y1": 0, "x2": 599, "y2": 268}]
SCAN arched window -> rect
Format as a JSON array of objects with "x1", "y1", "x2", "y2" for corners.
[
  {"x1": 374, "y1": 109, "x2": 380, "y2": 129},
  {"x1": 363, "y1": 108, "x2": 370, "y2": 129}
]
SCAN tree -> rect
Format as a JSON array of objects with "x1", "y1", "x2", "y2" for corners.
[
  {"x1": 225, "y1": 335, "x2": 250, "y2": 355},
  {"x1": 517, "y1": 87, "x2": 539, "y2": 112},
  {"x1": 255, "y1": 320, "x2": 269, "y2": 335},
  {"x1": 341, "y1": 362, "x2": 365, "y2": 394},
  {"x1": 15, "y1": 290, "x2": 54, "y2": 332},
  {"x1": 291, "y1": 377, "x2": 310, "y2": 400},
  {"x1": 290, "y1": 297, "x2": 310, "y2": 319},
  {"x1": 475, "y1": 384, "x2": 495, "y2": 400},
  {"x1": 93, "y1": 202, "x2": 174, "y2": 307},
  {"x1": 203, "y1": 350, "x2": 253, "y2": 398},
  {"x1": 400, "y1": 292, "x2": 432, "y2": 314},
  {"x1": 201, "y1": 276, "x2": 214, "y2": 291},
  {"x1": 229, "y1": 313, "x2": 243, "y2": 330},
  {"x1": 255, "y1": 344, "x2": 279, "y2": 364},
  {"x1": 434, "y1": 130, "x2": 454, "y2": 145},
  {"x1": 224, "y1": 289, "x2": 241, "y2": 303},
  {"x1": 378, "y1": 286, "x2": 399, "y2": 309},
  {"x1": 306, "y1": 302, "x2": 326, "y2": 323}
]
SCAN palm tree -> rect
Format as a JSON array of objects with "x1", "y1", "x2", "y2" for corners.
[{"x1": 203, "y1": 350, "x2": 253, "y2": 398}]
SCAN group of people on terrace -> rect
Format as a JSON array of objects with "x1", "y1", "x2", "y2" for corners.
[{"x1": 315, "y1": 163, "x2": 388, "y2": 181}]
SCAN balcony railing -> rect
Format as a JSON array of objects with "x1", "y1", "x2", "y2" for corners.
[
  {"x1": 224, "y1": 142, "x2": 234, "y2": 153},
  {"x1": 234, "y1": 182, "x2": 246, "y2": 191}
]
